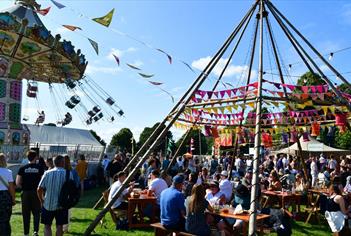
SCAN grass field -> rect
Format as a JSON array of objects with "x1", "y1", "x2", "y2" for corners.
[{"x1": 10, "y1": 187, "x2": 332, "y2": 235}]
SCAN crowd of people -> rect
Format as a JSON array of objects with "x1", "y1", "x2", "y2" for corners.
[
  {"x1": 104, "y1": 151, "x2": 351, "y2": 236},
  {"x1": 1, "y1": 149, "x2": 351, "y2": 235},
  {"x1": 0, "y1": 151, "x2": 88, "y2": 236}
]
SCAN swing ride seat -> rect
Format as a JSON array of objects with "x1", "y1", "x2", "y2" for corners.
[{"x1": 26, "y1": 90, "x2": 37, "y2": 98}]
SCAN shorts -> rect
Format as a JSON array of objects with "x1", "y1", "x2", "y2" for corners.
[{"x1": 41, "y1": 208, "x2": 68, "y2": 226}]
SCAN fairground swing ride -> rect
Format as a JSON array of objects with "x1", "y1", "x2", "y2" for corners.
[
  {"x1": 0, "y1": 0, "x2": 124, "y2": 148},
  {"x1": 85, "y1": 0, "x2": 351, "y2": 235}
]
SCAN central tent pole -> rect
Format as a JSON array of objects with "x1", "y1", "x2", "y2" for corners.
[{"x1": 249, "y1": 0, "x2": 264, "y2": 235}]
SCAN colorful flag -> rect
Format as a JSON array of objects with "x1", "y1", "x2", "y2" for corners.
[
  {"x1": 62, "y1": 25, "x2": 82, "y2": 31},
  {"x1": 112, "y1": 54, "x2": 120, "y2": 66},
  {"x1": 51, "y1": 0, "x2": 66, "y2": 9},
  {"x1": 36, "y1": 7, "x2": 51, "y2": 16},
  {"x1": 157, "y1": 49, "x2": 172, "y2": 64},
  {"x1": 92, "y1": 9, "x2": 115, "y2": 27},
  {"x1": 148, "y1": 81, "x2": 163, "y2": 86},
  {"x1": 138, "y1": 73, "x2": 154, "y2": 78},
  {"x1": 88, "y1": 38, "x2": 99, "y2": 55},
  {"x1": 181, "y1": 61, "x2": 195, "y2": 73},
  {"x1": 126, "y1": 63, "x2": 141, "y2": 70}
]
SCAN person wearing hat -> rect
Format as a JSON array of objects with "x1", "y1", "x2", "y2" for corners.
[
  {"x1": 205, "y1": 181, "x2": 226, "y2": 206},
  {"x1": 219, "y1": 171, "x2": 233, "y2": 203},
  {"x1": 160, "y1": 175, "x2": 186, "y2": 231}
]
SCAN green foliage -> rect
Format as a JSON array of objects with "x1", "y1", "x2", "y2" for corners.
[
  {"x1": 206, "y1": 137, "x2": 214, "y2": 154},
  {"x1": 110, "y1": 128, "x2": 135, "y2": 153},
  {"x1": 338, "y1": 83, "x2": 351, "y2": 94},
  {"x1": 335, "y1": 130, "x2": 351, "y2": 149},
  {"x1": 90, "y1": 130, "x2": 106, "y2": 146},
  {"x1": 175, "y1": 129, "x2": 208, "y2": 155},
  {"x1": 137, "y1": 122, "x2": 174, "y2": 155},
  {"x1": 297, "y1": 71, "x2": 326, "y2": 86}
]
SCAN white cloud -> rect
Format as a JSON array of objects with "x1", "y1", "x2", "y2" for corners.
[
  {"x1": 191, "y1": 56, "x2": 252, "y2": 78},
  {"x1": 85, "y1": 64, "x2": 121, "y2": 75},
  {"x1": 107, "y1": 47, "x2": 137, "y2": 60},
  {"x1": 132, "y1": 60, "x2": 144, "y2": 68}
]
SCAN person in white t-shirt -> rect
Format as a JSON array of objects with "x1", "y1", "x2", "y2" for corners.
[
  {"x1": 0, "y1": 153, "x2": 16, "y2": 235},
  {"x1": 108, "y1": 171, "x2": 134, "y2": 210},
  {"x1": 205, "y1": 181, "x2": 226, "y2": 205},
  {"x1": 147, "y1": 170, "x2": 168, "y2": 205},
  {"x1": 219, "y1": 171, "x2": 233, "y2": 203},
  {"x1": 310, "y1": 157, "x2": 318, "y2": 187},
  {"x1": 328, "y1": 155, "x2": 337, "y2": 171}
]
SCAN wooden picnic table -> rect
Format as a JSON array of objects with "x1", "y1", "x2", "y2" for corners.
[
  {"x1": 305, "y1": 188, "x2": 329, "y2": 224},
  {"x1": 210, "y1": 209, "x2": 270, "y2": 235},
  {"x1": 261, "y1": 190, "x2": 302, "y2": 212},
  {"x1": 127, "y1": 193, "x2": 157, "y2": 228}
]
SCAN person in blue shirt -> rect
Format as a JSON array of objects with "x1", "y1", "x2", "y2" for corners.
[{"x1": 160, "y1": 175, "x2": 186, "y2": 231}]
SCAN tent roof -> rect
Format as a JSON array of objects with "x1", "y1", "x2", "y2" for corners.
[
  {"x1": 4, "y1": 4, "x2": 46, "y2": 28},
  {"x1": 27, "y1": 124, "x2": 103, "y2": 147},
  {"x1": 275, "y1": 135, "x2": 350, "y2": 155}
]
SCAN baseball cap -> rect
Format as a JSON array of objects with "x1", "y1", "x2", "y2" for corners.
[
  {"x1": 173, "y1": 175, "x2": 184, "y2": 184},
  {"x1": 220, "y1": 170, "x2": 228, "y2": 177}
]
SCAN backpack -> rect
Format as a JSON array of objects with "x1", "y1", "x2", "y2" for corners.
[{"x1": 58, "y1": 170, "x2": 80, "y2": 209}]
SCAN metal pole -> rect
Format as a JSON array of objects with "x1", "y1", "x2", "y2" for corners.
[
  {"x1": 122, "y1": 1, "x2": 259, "y2": 173},
  {"x1": 266, "y1": 0, "x2": 351, "y2": 112},
  {"x1": 198, "y1": 128, "x2": 202, "y2": 157},
  {"x1": 266, "y1": 0, "x2": 351, "y2": 89},
  {"x1": 249, "y1": 0, "x2": 264, "y2": 235},
  {"x1": 83, "y1": 3, "x2": 261, "y2": 233}
]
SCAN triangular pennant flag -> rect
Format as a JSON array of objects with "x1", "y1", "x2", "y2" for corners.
[
  {"x1": 51, "y1": 0, "x2": 66, "y2": 9},
  {"x1": 293, "y1": 94, "x2": 301, "y2": 99},
  {"x1": 157, "y1": 49, "x2": 172, "y2": 64},
  {"x1": 310, "y1": 94, "x2": 318, "y2": 101},
  {"x1": 322, "y1": 106, "x2": 328, "y2": 115},
  {"x1": 310, "y1": 86, "x2": 317, "y2": 93},
  {"x1": 207, "y1": 91, "x2": 213, "y2": 99},
  {"x1": 233, "y1": 104, "x2": 238, "y2": 110},
  {"x1": 138, "y1": 73, "x2": 154, "y2": 79},
  {"x1": 126, "y1": 63, "x2": 141, "y2": 70},
  {"x1": 92, "y1": 9, "x2": 115, "y2": 27},
  {"x1": 301, "y1": 94, "x2": 309, "y2": 100},
  {"x1": 316, "y1": 85, "x2": 324, "y2": 93},
  {"x1": 329, "y1": 106, "x2": 335, "y2": 114},
  {"x1": 273, "y1": 83, "x2": 281, "y2": 89},
  {"x1": 181, "y1": 61, "x2": 195, "y2": 73},
  {"x1": 247, "y1": 102, "x2": 255, "y2": 109},
  {"x1": 271, "y1": 101, "x2": 280, "y2": 107},
  {"x1": 88, "y1": 38, "x2": 99, "y2": 55},
  {"x1": 232, "y1": 88, "x2": 238, "y2": 95},
  {"x1": 219, "y1": 107, "x2": 226, "y2": 114},
  {"x1": 226, "y1": 106, "x2": 233, "y2": 113},
  {"x1": 113, "y1": 54, "x2": 120, "y2": 66},
  {"x1": 62, "y1": 25, "x2": 82, "y2": 31},
  {"x1": 240, "y1": 103, "x2": 246, "y2": 109},
  {"x1": 317, "y1": 93, "x2": 324, "y2": 101},
  {"x1": 301, "y1": 86, "x2": 309, "y2": 94},
  {"x1": 148, "y1": 81, "x2": 163, "y2": 86},
  {"x1": 277, "y1": 92, "x2": 284, "y2": 98},
  {"x1": 220, "y1": 90, "x2": 226, "y2": 98},
  {"x1": 213, "y1": 91, "x2": 219, "y2": 98},
  {"x1": 225, "y1": 90, "x2": 232, "y2": 97},
  {"x1": 286, "y1": 84, "x2": 296, "y2": 91},
  {"x1": 36, "y1": 7, "x2": 51, "y2": 16}
]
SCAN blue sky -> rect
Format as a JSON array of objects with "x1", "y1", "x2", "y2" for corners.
[{"x1": 1, "y1": 0, "x2": 351, "y2": 143}]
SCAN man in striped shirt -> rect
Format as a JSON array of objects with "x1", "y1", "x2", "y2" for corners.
[{"x1": 37, "y1": 155, "x2": 73, "y2": 236}]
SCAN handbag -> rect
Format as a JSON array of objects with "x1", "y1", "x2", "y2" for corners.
[{"x1": 325, "y1": 210, "x2": 347, "y2": 232}]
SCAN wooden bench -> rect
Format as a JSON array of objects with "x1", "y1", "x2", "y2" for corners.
[
  {"x1": 100, "y1": 190, "x2": 127, "y2": 228},
  {"x1": 150, "y1": 223, "x2": 195, "y2": 236}
]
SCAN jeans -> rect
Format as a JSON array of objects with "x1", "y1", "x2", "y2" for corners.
[{"x1": 21, "y1": 190, "x2": 41, "y2": 235}]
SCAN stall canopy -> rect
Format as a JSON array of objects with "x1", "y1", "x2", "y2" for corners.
[
  {"x1": 27, "y1": 124, "x2": 102, "y2": 147},
  {"x1": 275, "y1": 135, "x2": 350, "y2": 155}
]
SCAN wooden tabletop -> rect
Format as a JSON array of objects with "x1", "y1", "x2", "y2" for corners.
[
  {"x1": 308, "y1": 189, "x2": 329, "y2": 195},
  {"x1": 262, "y1": 190, "x2": 301, "y2": 197},
  {"x1": 128, "y1": 194, "x2": 157, "y2": 202},
  {"x1": 211, "y1": 211, "x2": 270, "y2": 222}
]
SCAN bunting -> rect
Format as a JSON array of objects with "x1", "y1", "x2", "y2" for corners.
[
  {"x1": 92, "y1": 9, "x2": 115, "y2": 27},
  {"x1": 62, "y1": 25, "x2": 82, "y2": 31},
  {"x1": 51, "y1": 0, "x2": 66, "y2": 9},
  {"x1": 113, "y1": 54, "x2": 120, "y2": 66},
  {"x1": 126, "y1": 63, "x2": 141, "y2": 70},
  {"x1": 36, "y1": 7, "x2": 51, "y2": 16},
  {"x1": 88, "y1": 38, "x2": 99, "y2": 55},
  {"x1": 138, "y1": 73, "x2": 154, "y2": 78},
  {"x1": 148, "y1": 81, "x2": 163, "y2": 86},
  {"x1": 157, "y1": 49, "x2": 172, "y2": 64}
]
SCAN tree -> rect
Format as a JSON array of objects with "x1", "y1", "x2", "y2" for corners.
[
  {"x1": 137, "y1": 123, "x2": 175, "y2": 155},
  {"x1": 110, "y1": 128, "x2": 135, "y2": 153},
  {"x1": 335, "y1": 130, "x2": 351, "y2": 150},
  {"x1": 90, "y1": 130, "x2": 106, "y2": 146},
  {"x1": 175, "y1": 129, "x2": 208, "y2": 155},
  {"x1": 297, "y1": 71, "x2": 326, "y2": 86},
  {"x1": 338, "y1": 83, "x2": 351, "y2": 95}
]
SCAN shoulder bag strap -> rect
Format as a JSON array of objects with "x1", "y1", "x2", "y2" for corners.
[{"x1": 0, "y1": 174, "x2": 9, "y2": 189}]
